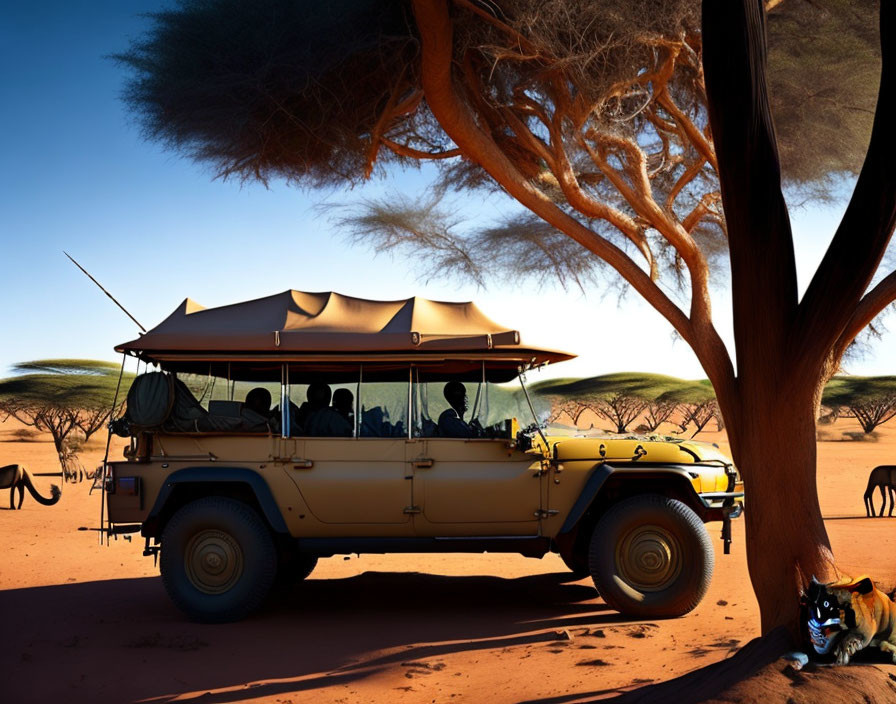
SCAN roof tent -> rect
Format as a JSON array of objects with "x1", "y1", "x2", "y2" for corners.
[{"x1": 116, "y1": 291, "x2": 574, "y2": 381}]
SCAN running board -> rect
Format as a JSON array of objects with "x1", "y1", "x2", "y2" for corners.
[{"x1": 295, "y1": 536, "x2": 550, "y2": 558}]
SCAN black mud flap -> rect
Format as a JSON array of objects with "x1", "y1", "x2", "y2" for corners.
[{"x1": 720, "y1": 504, "x2": 742, "y2": 554}]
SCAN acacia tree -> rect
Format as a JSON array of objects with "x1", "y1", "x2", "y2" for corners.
[
  {"x1": 660, "y1": 381, "x2": 717, "y2": 437},
  {"x1": 118, "y1": 0, "x2": 896, "y2": 637},
  {"x1": 547, "y1": 398, "x2": 591, "y2": 426},
  {"x1": 591, "y1": 394, "x2": 648, "y2": 434},
  {"x1": 0, "y1": 360, "x2": 131, "y2": 478},
  {"x1": 678, "y1": 399, "x2": 717, "y2": 438},
  {"x1": 537, "y1": 373, "x2": 687, "y2": 432},
  {"x1": 642, "y1": 398, "x2": 680, "y2": 433},
  {"x1": 823, "y1": 376, "x2": 896, "y2": 433}
]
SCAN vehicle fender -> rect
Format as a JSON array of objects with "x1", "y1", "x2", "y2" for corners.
[
  {"x1": 558, "y1": 463, "x2": 701, "y2": 535},
  {"x1": 145, "y1": 466, "x2": 289, "y2": 535}
]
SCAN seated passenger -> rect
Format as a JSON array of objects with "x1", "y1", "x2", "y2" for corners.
[
  {"x1": 294, "y1": 399, "x2": 312, "y2": 429},
  {"x1": 304, "y1": 382, "x2": 352, "y2": 437},
  {"x1": 241, "y1": 387, "x2": 273, "y2": 431},
  {"x1": 332, "y1": 388, "x2": 354, "y2": 429},
  {"x1": 272, "y1": 400, "x2": 303, "y2": 435},
  {"x1": 437, "y1": 381, "x2": 474, "y2": 438}
]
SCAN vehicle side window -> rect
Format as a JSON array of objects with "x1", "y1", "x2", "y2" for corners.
[
  {"x1": 288, "y1": 383, "x2": 355, "y2": 437},
  {"x1": 359, "y1": 381, "x2": 408, "y2": 437},
  {"x1": 412, "y1": 378, "x2": 532, "y2": 439}
]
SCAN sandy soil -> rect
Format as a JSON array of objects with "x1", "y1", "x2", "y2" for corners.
[{"x1": 2, "y1": 416, "x2": 895, "y2": 704}]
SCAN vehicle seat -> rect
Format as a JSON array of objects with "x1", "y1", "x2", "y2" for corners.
[{"x1": 208, "y1": 400, "x2": 243, "y2": 418}]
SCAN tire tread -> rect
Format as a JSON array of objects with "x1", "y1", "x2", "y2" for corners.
[
  {"x1": 588, "y1": 493, "x2": 714, "y2": 618},
  {"x1": 160, "y1": 496, "x2": 276, "y2": 623}
]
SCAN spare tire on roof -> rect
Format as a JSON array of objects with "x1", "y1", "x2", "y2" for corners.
[{"x1": 126, "y1": 372, "x2": 175, "y2": 428}]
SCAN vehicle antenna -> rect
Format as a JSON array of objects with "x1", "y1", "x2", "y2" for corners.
[{"x1": 63, "y1": 251, "x2": 147, "y2": 333}]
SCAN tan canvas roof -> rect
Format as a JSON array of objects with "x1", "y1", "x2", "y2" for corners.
[{"x1": 116, "y1": 291, "x2": 574, "y2": 367}]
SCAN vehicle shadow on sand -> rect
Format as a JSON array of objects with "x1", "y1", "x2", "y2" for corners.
[{"x1": 5, "y1": 569, "x2": 641, "y2": 703}]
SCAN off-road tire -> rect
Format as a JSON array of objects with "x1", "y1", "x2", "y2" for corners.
[
  {"x1": 588, "y1": 494, "x2": 713, "y2": 618},
  {"x1": 160, "y1": 497, "x2": 276, "y2": 623}
]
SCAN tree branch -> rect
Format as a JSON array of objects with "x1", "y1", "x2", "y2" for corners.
[
  {"x1": 656, "y1": 91, "x2": 718, "y2": 171},
  {"x1": 413, "y1": 0, "x2": 736, "y2": 407},
  {"x1": 702, "y1": 0, "x2": 799, "y2": 382},
  {"x1": 794, "y1": 4, "x2": 896, "y2": 367},
  {"x1": 666, "y1": 156, "x2": 708, "y2": 212},
  {"x1": 581, "y1": 133, "x2": 715, "y2": 328},
  {"x1": 364, "y1": 65, "x2": 410, "y2": 178},
  {"x1": 682, "y1": 191, "x2": 723, "y2": 233},
  {"x1": 381, "y1": 139, "x2": 462, "y2": 160},
  {"x1": 539, "y1": 119, "x2": 657, "y2": 278},
  {"x1": 831, "y1": 268, "x2": 896, "y2": 365},
  {"x1": 412, "y1": 0, "x2": 694, "y2": 342}
]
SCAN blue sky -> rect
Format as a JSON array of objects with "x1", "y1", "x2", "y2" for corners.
[{"x1": 1, "y1": 1, "x2": 893, "y2": 382}]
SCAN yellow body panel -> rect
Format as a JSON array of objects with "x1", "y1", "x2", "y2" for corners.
[
  {"x1": 285, "y1": 438, "x2": 412, "y2": 527},
  {"x1": 548, "y1": 436, "x2": 729, "y2": 465},
  {"x1": 411, "y1": 439, "x2": 541, "y2": 536},
  {"x1": 107, "y1": 429, "x2": 739, "y2": 540}
]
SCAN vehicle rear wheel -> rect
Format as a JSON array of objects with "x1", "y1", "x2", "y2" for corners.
[
  {"x1": 588, "y1": 494, "x2": 714, "y2": 618},
  {"x1": 160, "y1": 497, "x2": 276, "y2": 622}
]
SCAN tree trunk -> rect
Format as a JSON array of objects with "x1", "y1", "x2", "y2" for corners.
[{"x1": 727, "y1": 380, "x2": 836, "y2": 638}]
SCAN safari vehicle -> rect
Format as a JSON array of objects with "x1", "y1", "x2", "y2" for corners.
[{"x1": 104, "y1": 291, "x2": 743, "y2": 622}]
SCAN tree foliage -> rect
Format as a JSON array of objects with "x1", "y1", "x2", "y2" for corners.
[
  {"x1": 118, "y1": 0, "x2": 421, "y2": 185},
  {"x1": 118, "y1": 0, "x2": 878, "y2": 294},
  {"x1": 0, "y1": 360, "x2": 132, "y2": 476},
  {"x1": 768, "y1": 0, "x2": 881, "y2": 188}
]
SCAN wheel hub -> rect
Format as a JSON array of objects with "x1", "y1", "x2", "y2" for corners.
[
  {"x1": 616, "y1": 525, "x2": 682, "y2": 592},
  {"x1": 185, "y1": 529, "x2": 243, "y2": 594}
]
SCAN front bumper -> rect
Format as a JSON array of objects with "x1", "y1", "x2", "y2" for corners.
[{"x1": 698, "y1": 491, "x2": 745, "y2": 512}]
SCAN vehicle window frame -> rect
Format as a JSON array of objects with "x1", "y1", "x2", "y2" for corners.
[{"x1": 280, "y1": 363, "x2": 412, "y2": 440}]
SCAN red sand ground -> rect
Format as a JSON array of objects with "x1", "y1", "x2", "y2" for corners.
[{"x1": 1, "y1": 416, "x2": 895, "y2": 703}]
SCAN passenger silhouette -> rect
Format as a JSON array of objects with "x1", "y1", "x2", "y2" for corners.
[
  {"x1": 305, "y1": 382, "x2": 352, "y2": 437},
  {"x1": 242, "y1": 387, "x2": 273, "y2": 431},
  {"x1": 438, "y1": 381, "x2": 474, "y2": 438},
  {"x1": 332, "y1": 388, "x2": 355, "y2": 428},
  {"x1": 244, "y1": 387, "x2": 272, "y2": 415}
]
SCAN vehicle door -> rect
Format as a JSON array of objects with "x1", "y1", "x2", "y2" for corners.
[
  {"x1": 409, "y1": 437, "x2": 543, "y2": 537},
  {"x1": 288, "y1": 437, "x2": 412, "y2": 529},
  {"x1": 280, "y1": 379, "x2": 414, "y2": 534}
]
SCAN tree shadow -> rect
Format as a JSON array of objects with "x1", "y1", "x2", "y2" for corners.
[
  {"x1": 558, "y1": 628, "x2": 896, "y2": 704},
  {"x1": 5, "y1": 569, "x2": 634, "y2": 704}
]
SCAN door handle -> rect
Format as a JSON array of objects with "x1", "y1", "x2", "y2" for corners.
[
  {"x1": 411, "y1": 458, "x2": 434, "y2": 469},
  {"x1": 290, "y1": 459, "x2": 314, "y2": 469}
]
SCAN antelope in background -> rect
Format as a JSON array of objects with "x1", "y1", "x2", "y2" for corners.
[{"x1": 864, "y1": 465, "x2": 896, "y2": 517}]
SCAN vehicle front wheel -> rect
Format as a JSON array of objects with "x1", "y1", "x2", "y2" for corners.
[
  {"x1": 160, "y1": 497, "x2": 276, "y2": 622},
  {"x1": 588, "y1": 494, "x2": 714, "y2": 618}
]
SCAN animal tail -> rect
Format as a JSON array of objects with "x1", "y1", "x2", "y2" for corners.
[{"x1": 21, "y1": 468, "x2": 62, "y2": 506}]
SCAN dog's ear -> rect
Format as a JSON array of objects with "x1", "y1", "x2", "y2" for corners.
[
  {"x1": 807, "y1": 577, "x2": 822, "y2": 601},
  {"x1": 854, "y1": 577, "x2": 874, "y2": 595}
]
